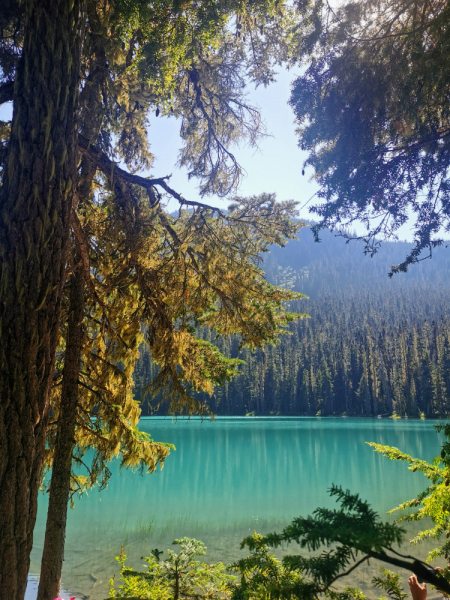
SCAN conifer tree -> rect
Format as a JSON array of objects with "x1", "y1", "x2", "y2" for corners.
[
  {"x1": 0, "y1": 1, "x2": 306, "y2": 597},
  {"x1": 168, "y1": 281, "x2": 450, "y2": 418},
  {"x1": 0, "y1": 2, "x2": 310, "y2": 598},
  {"x1": 0, "y1": 2, "x2": 85, "y2": 597},
  {"x1": 233, "y1": 486, "x2": 450, "y2": 599},
  {"x1": 290, "y1": 0, "x2": 450, "y2": 273}
]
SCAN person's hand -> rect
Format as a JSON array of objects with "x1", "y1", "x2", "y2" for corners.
[{"x1": 409, "y1": 574, "x2": 427, "y2": 600}]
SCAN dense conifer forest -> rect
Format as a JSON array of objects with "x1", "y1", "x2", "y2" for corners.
[{"x1": 134, "y1": 228, "x2": 450, "y2": 417}]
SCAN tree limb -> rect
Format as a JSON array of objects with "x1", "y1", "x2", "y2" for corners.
[
  {"x1": 367, "y1": 550, "x2": 450, "y2": 595},
  {"x1": 331, "y1": 555, "x2": 370, "y2": 584},
  {"x1": 77, "y1": 134, "x2": 223, "y2": 213}
]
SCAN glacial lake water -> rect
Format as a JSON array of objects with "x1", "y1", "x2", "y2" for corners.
[{"x1": 29, "y1": 417, "x2": 445, "y2": 599}]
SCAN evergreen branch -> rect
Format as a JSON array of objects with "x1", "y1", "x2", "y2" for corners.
[
  {"x1": 156, "y1": 179, "x2": 225, "y2": 214},
  {"x1": 76, "y1": 379, "x2": 104, "y2": 401},
  {"x1": 240, "y1": 485, "x2": 450, "y2": 598},
  {"x1": 387, "y1": 546, "x2": 421, "y2": 562},
  {"x1": 331, "y1": 555, "x2": 369, "y2": 584},
  {"x1": 377, "y1": 129, "x2": 450, "y2": 156},
  {"x1": 367, "y1": 443, "x2": 443, "y2": 479},
  {"x1": 77, "y1": 134, "x2": 222, "y2": 213},
  {"x1": 372, "y1": 569, "x2": 408, "y2": 600},
  {"x1": 366, "y1": 550, "x2": 450, "y2": 595},
  {"x1": 89, "y1": 353, "x2": 129, "y2": 381},
  {"x1": 78, "y1": 133, "x2": 168, "y2": 193}
]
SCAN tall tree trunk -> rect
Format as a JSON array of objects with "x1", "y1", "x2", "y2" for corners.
[
  {"x1": 37, "y1": 161, "x2": 99, "y2": 600},
  {"x1": 37, "y1": 263, "x2": 85, "y2": 600},
  {"x1": 0, "y1": 1, "x2": 84, "y2": 598},
  {"x1": 38, "y1": 9, "x2": 107, "y2": 593},
  {"x1": 378, "y1": 347, "x2": 392, "y2": 413}
]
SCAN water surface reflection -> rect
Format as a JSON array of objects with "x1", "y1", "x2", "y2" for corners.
[{"x1": 31, "y1": 418, "x2": 443, "y2": 599}]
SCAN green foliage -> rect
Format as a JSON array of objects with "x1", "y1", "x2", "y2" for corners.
[
  {"x1": 230, "y1": 534, "x2": 310, "y2": 600},
  {"x1": 33, "y1": 0, "x2": 308, "y2": 495},
  {"x1": 43, "y1": 189, "x2": 307, "y2": 499},
  {"x1": 108, "y1": 537, "x2": 234, "y2": 599},
  {"x1": 106, "y1": 486, "x2": 450, "y2": 600},
  {"x1": 231, "y1": 487, "x2": 405, "y2": 599},
  {"x1": 72, "y1": 0, "x2": 297, "y2": 195},
  {"x1": 262, "y1": 485, "x2": 404, "y2": 556},
  {"x1": 107, "y1": 532, "x2": 370, "y2": 600},
  {"x1": 368, "y1": 423, "x2": 450, "y2": 561},
  {"x1": 372, "y1": 569, "x2": 407, "y2": 600},
  {"x1": 136, "y1": 238, "x2": 450, "y2": 416}
]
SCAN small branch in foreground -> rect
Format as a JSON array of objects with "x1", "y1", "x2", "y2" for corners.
[
  {"x1": 331, "y1": 555, "x2": 370, "y2": 584},
  {"x1": 367, "y1": 550, "x2": 450, "y2": 595}
]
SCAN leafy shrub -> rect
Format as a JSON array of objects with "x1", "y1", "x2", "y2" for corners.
[{"x1": 108, "y1": 537, "x2": 234, "y2": 599}]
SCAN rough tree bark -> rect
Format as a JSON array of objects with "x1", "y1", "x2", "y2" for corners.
[
  {"x1": 37, "y1": 163, "x2": 98, "y2": 600},
  {"x1": 37, "y1": 9, "x2": 107, "y2": 594},
  {"x1": 0, "y1": 1, "x2": 84, "y2": 598},
  {"x1": 37, "y1": 261, "x2": 85, "y2": 600}
]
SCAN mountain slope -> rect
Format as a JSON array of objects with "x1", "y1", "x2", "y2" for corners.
[{"x1": 135, "y1": 228, "x2": 450, "y2": 416}]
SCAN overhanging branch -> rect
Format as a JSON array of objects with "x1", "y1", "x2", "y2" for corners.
[
  {"x1": 367, "y1": 550, "x2": 450, "y2": 595},
  {"x1": 78, "y1": 134, "x2": 224, "y2": 214}
]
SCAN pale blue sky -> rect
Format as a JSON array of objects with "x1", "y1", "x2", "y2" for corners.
[
  {"x1": 146, "y1": 67, "x2": 318, "y2": 218},
  {"x1": 0, "y1": 68, "x2": 315, "y2": 211},
  {"x1": 1, "y1": 67, "x2": 414, "y2": 242},
  {"x1": 146, "y1": 66, "x2": 415, "y2": 243}
]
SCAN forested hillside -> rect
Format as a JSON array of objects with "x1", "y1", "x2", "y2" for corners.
[{"x1": 135, "y1": 229, "x2": 450, "y2": 416}]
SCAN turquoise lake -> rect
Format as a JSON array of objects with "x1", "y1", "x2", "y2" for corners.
[{"x1": 29, "y1": 417, "x2": 445, "y2": 599}]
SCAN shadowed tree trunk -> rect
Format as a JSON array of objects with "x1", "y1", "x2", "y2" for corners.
[
  {"x1": 37, "y1": 161, "x2": 100, "y2": 600},
  {"x1": 0, "y1": 1, "x2": 84, "y2": 598},
  {"x1": 37, "y1": 10, "x2": 107, "y2": 593},
  {"x1": 37, "y1": 261, "x2": 85, "y2": 600}
]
